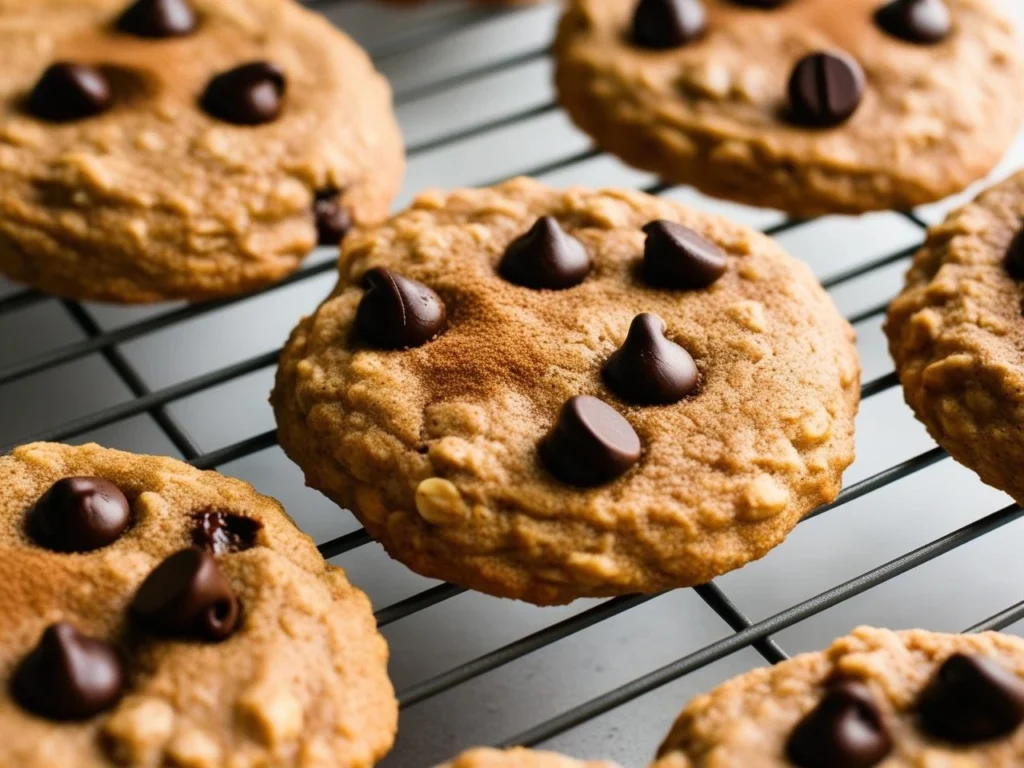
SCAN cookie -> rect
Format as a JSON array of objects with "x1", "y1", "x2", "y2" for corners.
[
  {"x1": 553, "y1": 0, "x2": 1024, "y2": 217},
  {"x1": 437, "y1": 747, "x2": 620, "y2": 768},
  {"x1": 272, "y1": 177, "x2": 860, "y2": 605},
  {"x1": 886, "y1": 170, "x2": 1024, "y2": 507},
  {"x1": 0, "y1": 442, "x2": 397, "y2": 768},
  {"x1": 653, "y1": 626, "x2": 1024, "y2": 767},
  {"x1": 0, "y1": 0, "x2": 403, "y2": 303}
]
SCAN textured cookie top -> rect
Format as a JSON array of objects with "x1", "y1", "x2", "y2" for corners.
[
  {"x1": 554, "y1": 0, "x2": 1024, "y2": 216},
  {"x1": 0, "y1": 0, "x2": 402, "y2": 301},
  {"x1": 0, "y1": 442, "x2": 397, "y2": 768},
  {"x1": 653, "y1": 626, "x2": 1024, "y2": 767},
  {"x1": 437, "y1": 747, "x2": 620, "y2": 768},
  {"x1": 273, "y1": 177, "x2": 859, "y2": 604},
  {"x1": 886, "y1": 169, "x2": 1024, "y2": 506}
]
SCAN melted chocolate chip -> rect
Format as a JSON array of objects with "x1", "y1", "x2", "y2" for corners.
[
  {"x1": 1004, "y1": 228, "x2": 1024, "y2": 280},
  {"x1": 356, "y1": 267, "x2": 448, "y2": 350},
  {"x1": 314, "y1": 190, "x2": 352, "y2": 245},
  {"x1": 131, "y1": 547, "x2": 240, "y2": 641},
  {"x1": 28, "y1": 477, "x2": 131, "y2": 553},
  {"x1": 540, "y1": 396, "x2": 642, "y2": 487},
  {"x1": 117, "y1": 0, "x2": 197, "y2": 38},
  {"x1": 917, "y1": 653, "x2": 1024, "y2": 743},
  {"x1": 11, "y1": 623, "x2": 125, "y2": 721},
  {"x1": 875, "y1": 0, "x2": 950, "y2": 44},
  {"x1": 28, "y1": 63, "x2": 113, "y2": 122},
  {"x1": 786, "y1": 680, "x2": 892, "y2": 768},
  {"x1": 631, "y1": 0, "x2": 707, "y2": 49},
  {"x1": 192, "y1": 510, "x2": 262, "y2": 554},
  {"x1": 603, "y1": 314, "x2": 699, "y2": 404},
  {"x1": 200, "y1": 61, "x2": 285, "y2": 125},
  {"x1": 787, "y1": 51, "x2": 865, "y2": 128},
  {"x1": 499, "y1": 216, "x2": 592, "y2": 290},
  {"x1": 642, "y1": 220, "x2": 727, "y2": 290}
]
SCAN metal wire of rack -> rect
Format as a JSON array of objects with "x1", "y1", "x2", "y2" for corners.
[{"x1": 3, "y1": 1, "x2": 1024, "y2": 765}]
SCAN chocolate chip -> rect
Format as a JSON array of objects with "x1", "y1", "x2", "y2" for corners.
[
  {"x1": 787, "y1": 51, "x2": 865, "y2": 128},
  {"x1": 631, "y1": 0, "x2": 706, "y2": 49},
  {"x1": 28, "y1": 477, "x2": 131, "y2": 553},
  {"x1": 192, "y1": 510, "x2": 262, "y2": 554},
  {"x1": 786, "y1": 680, "x2": 892, "y2": 768},
  {"x1": 131, "y1": 547, "x2": 240, "y2": 641},
  {"x1": 603, "y1": 314, "x2": 699, "y2": 404},
  {"x1": 875, "y1": 0, "x2": 950, "y2": 44},
  {"x1": 356, "y1": 267, "x2": 448, "y2": 350},
  {"x1": 917, "y1": 653, "x2": 1024, "y2": 743},
  {"x1": 117, "y1": 0, "x2": 197, "y2": 38},
  {"x1": 499, "y1": 217, "x2": 592, "y2": 290},
  {"x1": 200, "y1": 61, "x2": 285, "y2": 126},
  {"x1": 314, "y1": 190, "x2": 352, "y2": 245},
  {"x1": 1004, "y1": 229, "x2": 1024, "y2": 280},
  {"x1": 642, "y1": 220, "x2": 727, "y2": 290},
  {"x1": 28, "y1": 63, "x2": 113, "y2": 122},
  {"x1": 11, "y1": 623, "x2": 124, "y2": 721},
  {"x1": 540, "y1": 396, "x2": 642, "y2": 487}
]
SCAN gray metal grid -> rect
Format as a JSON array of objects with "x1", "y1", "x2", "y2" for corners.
[{"x1": 3, "y1": 1, "x2": 1024, "y2": 765}]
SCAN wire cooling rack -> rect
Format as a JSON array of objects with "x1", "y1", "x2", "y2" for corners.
[{"x1": 3, "y1": 1, "x2": 1024, "y2": 765}]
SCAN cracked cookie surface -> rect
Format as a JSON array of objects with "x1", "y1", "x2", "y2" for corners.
[
  {"x1": 272, "y1": 177, "x2": 859, "y2": 605},
  {"x1": 0, "y1": 442, "x2": 397, "y2": 768}
]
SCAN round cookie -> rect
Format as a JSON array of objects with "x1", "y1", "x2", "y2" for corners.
[
  {"x1": 0, "y1": 0, "x2": 403, "y2": 303},
  {"x1": 0, "y1": 442, "x2": 397, "y2": 768},
  {"x1": 437, "y1": 747, "x2": 620, "y2": 767},
  {"x1": 272, "y1": 177, "x2": 860, "y2": 605},
  {"x1": 652, "y1": 626, "x2": 1024, "y2": 767},
  {"x1": 887, "y1": 170, "x2": 1024, "y2": 507},
  {"x1": 553, "y1": 0, "x2": 1024, "y2": 217}
]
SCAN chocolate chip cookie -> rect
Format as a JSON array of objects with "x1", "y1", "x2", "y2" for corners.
[
  {"x1": 554, "y1": 0, "x2": 1024, "y2": 217},
  {"x1": 0, "y1": 442, "x2": 397, "y2": 768},
  {"x1": 653, "y1": 626, "x2": 1024, "y2": 767},
  {"x1": 438, "y1": 748, "x2": 620, "y2": 767},
  {"x1": 0, "y1": 0, "x2": 403, "y2": 303},
  {"x1": 886, "y1": 170, "x2": 1024, "y2": 508},
  {"x1": 272, "y1": 177, "x2": 860, "y2": 605}
]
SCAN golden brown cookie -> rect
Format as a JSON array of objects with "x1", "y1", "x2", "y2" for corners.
[
  {"x1": 272, "y1": 177, "x2": 860, "y2": 605},
  {"x1": 437, "y1": 747, "x2": 620, "y2": 768},
  {"x1": 653, "y1": 626, "x2": 1024, "y2": 767},
  {"x1": 887, "y1": 170, "x2": 1024, "y2": 507},
  {"x1": 553, "y1": 0, "x2": 1024, "y2": 217},
  {"x1": 0, "y1": 442, "x2": 397, "y2": 768},
  {"x1": 0, "y1": 0, "x2": 403, "y2": 303}
]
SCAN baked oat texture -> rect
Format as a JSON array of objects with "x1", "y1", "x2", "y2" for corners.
[
  {"x1": 652, "y1": 626, "x2": 1024, "y2": 767},
  {"x1": 272, "y1": 177, "x2": 861, "y2": 605},
  {"x1": 0, "y1": 442, "x2": 397, "y2": 768},
  {"x1": 553, "y1": 0, "x2": 1024, "y2": 217},
  {"x1": 437, "y1": 747, "x2": 620, "y2": 768},
  {"x1": 887, "y1": 169, "x2": 1024, "y2": 506},
  {"x1": 0, "y1": 0, "x2": 403, "y2": 303}
]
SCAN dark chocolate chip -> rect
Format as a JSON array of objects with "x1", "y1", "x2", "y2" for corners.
[
  {"x1": 200, "y1": 61, "x2": 285, "y2": 126},
  {"x1": 117, "y1": 0, "x2": 197, "y2": 38},
  {"x1": 631, "y1": 0, "x2": 706, "y2": 49},
  {"x1": 28, "y1": 477, "x2": 131, "y2": 553},
  {"x1": 192, "y1": 510, "x2": 262, "y2": 554},
  {"x1": 540, "y1": 396, "x2": 642, "y2": 487},
  {"x1": 603, "y1": 314, "x2": 699, "y2": 404},
  {"x1": 356, "y1": 267, "x2": 448, "y2": 350},
  {"x1": 131, "y1": 547, "x2": 240, "y2": 641},
  {"x1": 787, "y1": 51, "x2": 865, "y2": 128},
  {"x1": 498, "y1": 216, "x2": 592, "y2": 290},
  {"x1": 11, "y1": 623, "x2": 125, "y2": 721},
  {"x1": 642, "y1": 220, "x2": 727, "y2": 290},
  {"x1": 28, "y1": 63, "x2": 113, "y2": 122},
  {"x1": 786, "y1": 680, "x2": 893, "y2": 768},
  {"x1": 918, "y1": 653, "x2": 1024, "y2": 743},
  {"x1": 314, "y1": 190, "x2": 352, "y2": 245},
  {"x1": 1004, "y1": 228, "x2": 1024, "y2": 280},
  {"x1": 875, "y1": 0, "x2": 950, "y2": 44}
]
